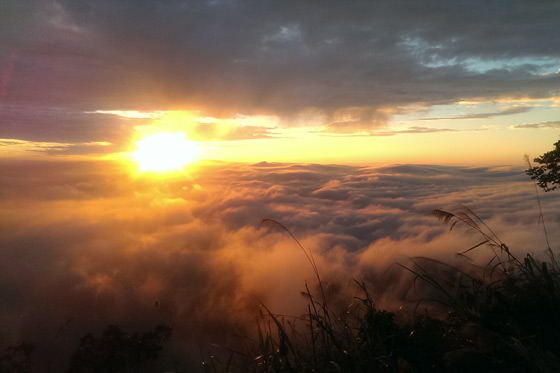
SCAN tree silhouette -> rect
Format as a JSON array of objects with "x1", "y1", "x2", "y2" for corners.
[
  {"x1": 0, "y1": 342, "x2": 34, "y2": 372},
  {"x1": 526, "y1": 139, "x2": 560, "y2": 191},
  {"x1": 66, "y1": 324, "x2": 171, "y2": 373}
]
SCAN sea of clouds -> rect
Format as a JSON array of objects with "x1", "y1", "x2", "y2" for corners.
[{"x1": 1, "y1": 159, "x2": 558, "y2": 370}]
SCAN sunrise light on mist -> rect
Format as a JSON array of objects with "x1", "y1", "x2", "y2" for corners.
[{"x1": 1, "y1": 1, "x2": 560, "y2": 371}]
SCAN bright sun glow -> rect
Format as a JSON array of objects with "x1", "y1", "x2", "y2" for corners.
[{"x1": 132, "y1": 132, "x2": 200, "y2": 172}]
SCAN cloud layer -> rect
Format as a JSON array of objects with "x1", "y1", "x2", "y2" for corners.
[
  {"x1": 1, "y1": 0, "x2": 559, "y2": 145},
  {"x1": 1, "y1": 159, "x2": 559, "y2": 370}
]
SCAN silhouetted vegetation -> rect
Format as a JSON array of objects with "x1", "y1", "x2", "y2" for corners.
[
  {"x1": 66, "y1": 324, "x2": 172, "y2": 373},
  {"x1": 202, "y1": 207, "x2": 560, "y2": 372},
  {"x1": 0, "y1": 342, "x2": 34, "y2": 373},
  {"x1": 526, "y1": 139, "x2": 560, "y2": 191}
]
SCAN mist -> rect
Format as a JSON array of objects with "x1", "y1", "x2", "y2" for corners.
[{"x1": 1, "y1": 159, "x2": 558, "y2": 370}]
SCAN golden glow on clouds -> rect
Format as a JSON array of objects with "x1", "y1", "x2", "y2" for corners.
[
  {"x1": 133, "y1": 110, "x2": 279, "y2": 141},
  {"x1": 0, "y1": 138, "x2": 112, "y2": 159},
  {"x1": 4, "y1": 101, "x2": 556, "y2": 166},
  {"x1": 132, "y1": 132, "x2": 200, "y2": 172},
  {"x1": 91, "y1": 110, "x2": 167, "y2": 119}
]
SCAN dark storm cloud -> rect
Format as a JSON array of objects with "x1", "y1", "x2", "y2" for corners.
[
  {"x1": 1, "y1": 0, "x2": 559, "y2": 144},
  {"x1": 189, "y1": 121, "x2": 278, "y2": 141},
  {"x1": 0, "y1": 104, "x2": 146, "y2": 145},
  {"x1": 318, "y1": 125, "x2": 458, "y2": 137},
  {"x1": 511, "y1": 120, "x2": 560, "y2": 129},
  {"x1": 389, "y1": 126, "x2": 458, "y2": 135},
  {"x1": 421, "y1": 106, "x2": 533, "y2": 121}
]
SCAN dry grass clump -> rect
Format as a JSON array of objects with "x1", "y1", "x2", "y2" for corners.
[{"x1": 203, "y1": 207, "x2": 560, "y2": 372}]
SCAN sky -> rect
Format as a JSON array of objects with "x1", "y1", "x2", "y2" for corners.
[
  {"x1": 1, "y1": 1, "x2": 560, "y2": 371},
  {"x1": 1, "y1": 0, "x2": 560, "y2": 164}
]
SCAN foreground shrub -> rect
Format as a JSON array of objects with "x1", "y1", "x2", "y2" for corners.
[
  {"x1": 203, "y1": 208, "x2": 560, "y2": 372},
  {"x1": 66, "y1": 324, "x2": 172, "y2": 373},
  {"x1": 0, "y1": 342, "x2": 34, "y2": 373}
]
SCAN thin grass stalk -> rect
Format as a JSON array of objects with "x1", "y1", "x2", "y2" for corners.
[
  {"x1": 304, "y1": 282, "x2": 332, "y2": 365},
  {"x1": 257, "y1": 299, "x2": 301, "y2": 366},
  {"x1": 525, "y1": 155, "x2": 557, "y2": 274},
  {"x1": 461, "y1": 206, "x2": 505, "y2": 247},
  {"x1": 196, "y1": 329, "x2": 213, "y2": 373},
  {"x1": 396, "y1": 261, "x2": 470, "y2": 317},
  {"x1": 433, "y1": 208, "x2": 525, "y2": 270},
  {"x1": 307, "y1": 304, "x2": 318, "y2": 370},
  {"x1": 261, "y1": 219, "x2": 334, "y2": 330},
  {"x1": 352, "y1": 280, "x2": 379, "y2": 367}
]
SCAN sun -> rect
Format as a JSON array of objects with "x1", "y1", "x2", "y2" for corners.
[{"x1": 132, "y1": 132, "x2": 200, "y2": 172}]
